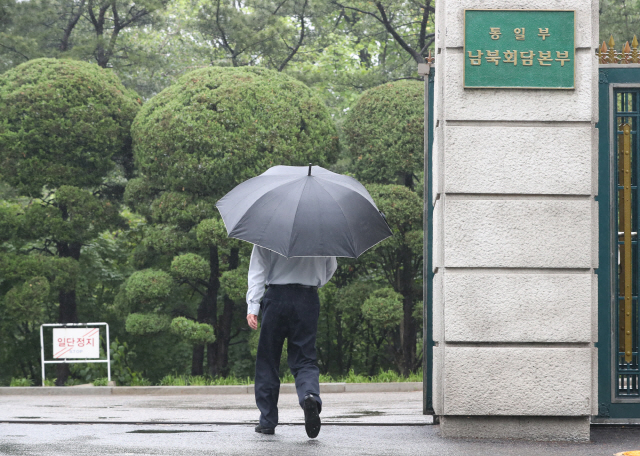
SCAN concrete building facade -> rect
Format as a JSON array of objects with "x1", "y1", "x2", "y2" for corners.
[{"x1": 430, "y1": 0, "x2": 599, "y2": 440}]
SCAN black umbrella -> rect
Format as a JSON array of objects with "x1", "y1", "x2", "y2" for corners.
[{"x1": 215, "y1": 165, "x2": 392, "y2": 258}]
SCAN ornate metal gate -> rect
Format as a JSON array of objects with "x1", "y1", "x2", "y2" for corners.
[{"x1": 598, "y1": 37, "x2": 640, "y2": 418}]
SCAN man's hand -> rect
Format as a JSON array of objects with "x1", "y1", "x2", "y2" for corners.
[{"x1": 247, "y1": 314, "x2": 258, "y2": 330}]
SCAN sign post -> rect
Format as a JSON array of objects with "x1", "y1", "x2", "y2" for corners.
[
  {"x1": 40, "y1": 323, "x2": 111, "y2": 386},
  {"x1": 464, "y1": 10, "x2": 575, "y2": 89}
]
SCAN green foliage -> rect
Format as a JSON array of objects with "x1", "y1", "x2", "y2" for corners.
[
  {"x1": 343, "y1": 369, "x2": 369, "y2": 383},
  {"x1": 123, "y1": 177, "x2": 156, "y2": 216},
  {"x1": 68, "y1": 338, "x2": 145, "y2": 386},
  {"x1": 170, "y1": 317, "x2": 216, "y2": 344},
  {"x1": 0, "y1": 205, "x2": 18, "y2": 241},
  {"x1": 140, "y1": 224, "x2": 196, "y2": 256},
  {"x1": 125, "y1": 312, "x2": 172, "y2": 335},
  {"x1": 196, "y1": 218, "x2": 229, "y2": 247},
  {"x1": 157, "y1": 374, "x2": 254, "y2": 386},
  {"x1": 0, "y1": 57, "x2": 140, "y2": 386},
  {"x1": 0, "y1": 2, "x2": 438, "y2": 383},
  {"x1": 0, "y1": 58, "x2": 140, "y2": 196},
  {"x1": 131, "y1": 66, "x2": 339, "y2": 197},
  {"x1": 600, "y1": 0, "x2": 640, "y2": 44},
  {"x1": 366, "y1": 184, "x2": 422, "y2": 237},
  {"x1": 344, "y1": 81, "x2": 424, "y2": 186},
  {"x1": 341, "y1": 369, "x2": 422, "y2": 383},
  {"x1": 3, "y1": 276, "x2": 49, "y2": 321},
  {"x1": 361, "y1": 288, "x2": 403, "y2": 329},
  {"x1": 413, "y1": 301, "x2": 424, "y2": 325},
  {"x1": 0, "y1": 254, "x2": 79, "y2": 292},
  {"x1": 170, "y1": 253, "x2": 208, "y2": 281},
  {"x1": 124, "y1": 269, "x2": 173, "y2": 309},
  {"x1": 10, "y1": 377, "x2": 33, "y2": 387},
  {"x1": 21, "y1": 186, "x2": 125, "y2": 244},
  {"x1": 220, "y1": 264, "x2": 250, "y2": 302},
  {"x1": 41, "y1": 371, "x2": 423, "y2": 386},
  {"x1": 334, "y1": 281, "x2": 375, "y2": 315},
  {"x1": 109, "y1": 339, "x2": 147, "y2": 386},
  {"x1": 187, "y1": 375, "x2": 208, "y2": 386},
  {"x1": 319, "y1": 373, "x2": 334, "y2": 383},
  {"x1": 159, "y1": 374, "x2": 188, "y2": 386},
  {"x1": 130, "y1": 377, "x2": 153, "y2": 386},
  {"x1": 208, "y1": 375, "x2": 253, "y2": 386},
  {"x1": 149, "y1": 192, "x2": 218, "y2": 230},
  {"x1": 0, "y1": 0, "x2": 169, "y2": 75}
]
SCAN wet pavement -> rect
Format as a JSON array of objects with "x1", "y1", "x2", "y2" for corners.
[
  {"x1": 0, "y1": 391, "x2": 430, "y2": 425},
  {"x1": 2, "y1": 423, "x2": 640, "y2": 456},
  {"x1": 1, "y1": 391, "x2": 640, "y2": 455}
]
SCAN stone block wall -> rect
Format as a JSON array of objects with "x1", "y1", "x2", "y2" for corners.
[{"x1": 431, "y1": 0, "x2": 599, "y2": 441}]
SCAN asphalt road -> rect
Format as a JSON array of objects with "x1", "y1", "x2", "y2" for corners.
[
  {"x1": 2, "y1": 423, "x2": 640, "y2": 456},
  {"x1": 1, "y1": 391, "x2": 640, "y2": 455},
  {"x1": 0, "y1": 391, "x2": 430, "y2": 425}
]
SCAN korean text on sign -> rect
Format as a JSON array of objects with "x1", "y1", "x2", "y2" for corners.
[
  {"x1": 464, "y1": 9, "x2": 575, "y2": 89},
  {"x1": 52, "y1": 327, "x2": 100, "y2": 359},
  {"x1": 467, "y1": 49, "x2": 572, "y2": 67}
]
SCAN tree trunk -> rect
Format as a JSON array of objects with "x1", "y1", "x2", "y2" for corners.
[
  {"x1": 399, "y1": 244, "x2": 416, "y2": 377},
  {"x1": 212, "y1": 247, "x2": 239, "y2": 377},
  {"x1": 199, "y1": 245, "x2": 219, "y2": 376},
  {"x1": 400, "y1": 294, "x2": 416, "y2": 376},
  {"x1": 215, "y1": 295, "x2": 234, "y2": 376},
  {"x1": 335, "y1": 311, "x2": 344, "y2": 373},
  {"x1": 191, "y1": 345, "x2": 205, "y2": 376},
  {"x1": 55, "y1": 241, "x2": 81, "y2": 386}
]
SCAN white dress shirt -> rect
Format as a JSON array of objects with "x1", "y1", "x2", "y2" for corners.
[{"x1": 246, "y1": 245, "x2": 338, "y2": 316}]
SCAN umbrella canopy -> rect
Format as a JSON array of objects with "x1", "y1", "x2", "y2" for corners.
[{"x1": 215, "y1": 165, "x2": 392, "y2": 258}]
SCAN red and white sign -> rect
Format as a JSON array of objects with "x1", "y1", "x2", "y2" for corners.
[{"x1": 52, "y1": 328, "x2": 100, "y2": 359}]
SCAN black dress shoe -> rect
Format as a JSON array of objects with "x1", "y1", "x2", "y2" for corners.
[
  {"x1": 255, "y1": 424, "x2": 275, "y2": 435},
  {"x1": 303, "y1": 395, "x2": 321, "y2": 438}
]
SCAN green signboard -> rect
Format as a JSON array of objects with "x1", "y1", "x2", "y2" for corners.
[{"x1": 464, "y1": 10, "x2": 575, "y2": 89}]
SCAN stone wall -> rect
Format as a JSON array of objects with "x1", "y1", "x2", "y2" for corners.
[{"x1": 431, "y1": 0, "x2": 599, "y2": 441}]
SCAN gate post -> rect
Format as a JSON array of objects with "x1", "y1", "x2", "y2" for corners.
[{"x1": 432, "y1": 1, "x2": 599, "y2": 441}]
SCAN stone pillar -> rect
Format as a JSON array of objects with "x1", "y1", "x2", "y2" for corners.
[{"x1": 431, "y1": 0, "x2": 598, "y2": 441}]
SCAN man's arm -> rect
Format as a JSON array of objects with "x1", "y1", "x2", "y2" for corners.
[
  {"x1": 325, "y1": 257, "x2": 338, "y2": 284},
  {"x1": 246, "y1": 245, "x2": 269, "y2": 329}
]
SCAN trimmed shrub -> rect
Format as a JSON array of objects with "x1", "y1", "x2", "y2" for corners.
[
  {"x1": 131, "y1": 66, "x2": 339, "y2": 197},
  {"x1": 344, "y1": 80, "x2": 424, "y2": 186},
  {"x1": 0, "y1": 58, "x2": 140, "y2": 196},
  {"x1": 361, "y1": 288, "x2": 403, "y2": 329}
]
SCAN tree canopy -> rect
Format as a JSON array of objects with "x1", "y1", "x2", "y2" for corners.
[
  {"x1": 121, "y1": 65, "x2": 339, "y2": 378},
  {"x1": 132, "y1": 66, "x2": 339, "y2": 196},
  {"x1": 0, "y1": 58, "x2": 139, "y2": 385},
  {"x1": 0, "y1": 58, "x2": 140, "y2": 196},
  {"x1": 5, "y1": 0, "x2": 631, "y2": 385},
  {"x1": 343, "y1": 80, "x2": 424, "y2": 189}
]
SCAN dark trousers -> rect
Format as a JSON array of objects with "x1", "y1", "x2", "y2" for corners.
[{"x1": 255, "y1": 285, "x2": 322, "y2": 428}]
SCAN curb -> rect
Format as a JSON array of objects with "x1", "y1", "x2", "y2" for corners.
[
  {"x1": 0, "y1": 382, "x2": 422, "y2": 396},
  {"x1": 0, "y1": 420, "x2": 433, "y2": 426}
]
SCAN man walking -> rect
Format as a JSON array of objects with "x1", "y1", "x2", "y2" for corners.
[{"x1": 246, "y1": 245, "x2": 337, "y2": 438}]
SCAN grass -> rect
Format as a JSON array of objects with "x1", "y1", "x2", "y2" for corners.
[
  {"x1": 208, "y1": 375, "x2": 253, "y2": 386},
  {"x1": 10, "y1": 377, "x2": 33, "y2": 387},
  {"x1": 157, "y1": 374, "x2": 254, "y2": 386},
  {"x1": 130, "y1": 377, "x2": 152, "y2": 386},
  {"x1": 158, "y1": 375, "x2": 188, "y2": 386},
  {"x1": 9, "y1": 369, "x2": 422, "y2": 387},
  {"x1": 154, "y1": 369, "x2": 421, "y2": 386},
  {"x1": 320, "y1": 369, "x2": 423, "y2": 384}
]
